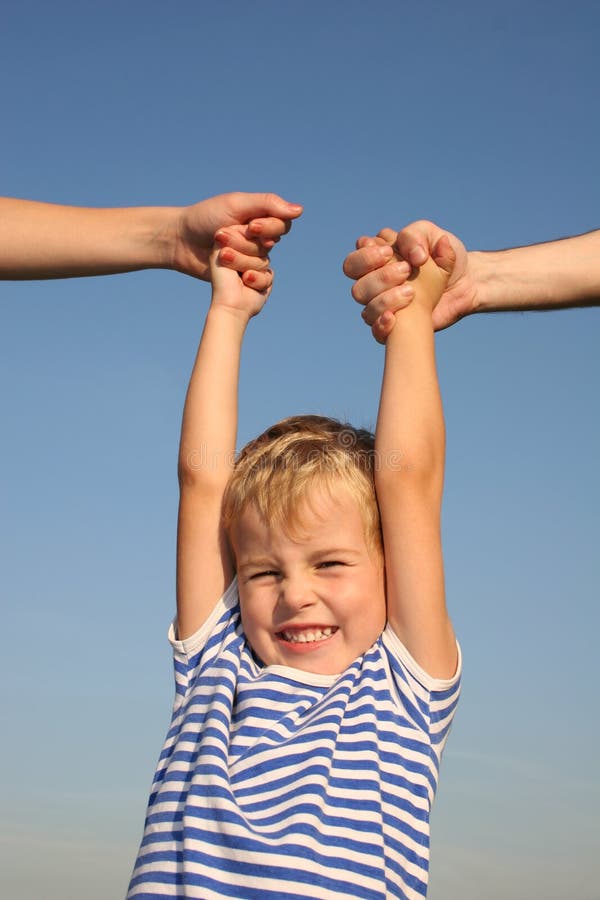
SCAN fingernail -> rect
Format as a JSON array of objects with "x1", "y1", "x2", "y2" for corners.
[
  {"x1": 409, "y1": 246, "x2": 427, "y2": 265},
  {"x1": 249, "y1": 221, "x2": 262, "y2": 233},
  {"x1": 400, "y1": 285, "x2": 414, "y2": 298},
  {"x1": 380, "y1": 245, "x2": 394, "y2": 258},
  {"x1": 245, "y1": 272, "x2": 256, "y2": 284},
  {"x1": 220, "y1": 249, "x2": 234, "y2": 263},
  {"x1": 215, "y1": 231, "x2": 229, "y2": 245}
]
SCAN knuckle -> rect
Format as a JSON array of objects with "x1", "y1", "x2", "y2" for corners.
[
  {"x1": 381, "y1": 265, "x2": 401, "y2": 286},
  {"x1": 343, "y1": 255, "x2": 357, "y2": 278},
  {"x1": 351, "y1": 281, "x2": 365, "y2": 303},
  {"x1": 389, "y1": 286, "x2": 409, "y2": 307},
  {"x1": 262, "y1": 192, "x2": 278, "y2": 209}
]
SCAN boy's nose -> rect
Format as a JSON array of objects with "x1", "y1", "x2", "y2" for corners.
[{"x1": 279, "y1": 577, "x2": 315, "y2": 612}]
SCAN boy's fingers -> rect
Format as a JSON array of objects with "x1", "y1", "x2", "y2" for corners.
[
  {"x1": 343, "y1": 243, "x2": 394, "y2": 280},
  {"x1": 360, "y1": 284, "x2": 415, "y2": 325},
  {"x1": 351, "y1": 260, "x2": 412, "y2": 304},
  {"x1": 218, "y1": 247, "x2": 271, "y2": 273}
]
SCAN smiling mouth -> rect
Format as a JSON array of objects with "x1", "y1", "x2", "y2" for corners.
[{"x1": 276, "y1": 626, "x2": 339, "y2": 644}]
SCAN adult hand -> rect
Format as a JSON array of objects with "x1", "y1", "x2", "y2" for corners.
[
  {"x1": 343, "y1": 220, "x2": 477, "y2": 332},
  {"x1": 172, "y1": 192, "x2": 302, "y2": 282}
]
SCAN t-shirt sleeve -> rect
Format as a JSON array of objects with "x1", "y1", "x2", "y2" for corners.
[
  {"x1": 167, "y1": 577, "x2": 241, "y2": 710},
  {"x1": 381, "y1": 624, "x2": 461, "y2": 748}
]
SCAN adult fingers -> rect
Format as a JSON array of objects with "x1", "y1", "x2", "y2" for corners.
[
  {"x1": 432, "y1": 233, "x2": 456, "y2": 275},
  {"x1": 218, "y1": 247, "x2": 271, "y2": 273},
  {"x1": 354, "y1": 235, "x2": 389, "y2": 250},
  {"x1": 376, "y1": 228, "x2": 399, "y2": 245},
  {"x1": 215, "y1": 227, "x2": 270, "y2": 257},
  {"x1": 228, "y1": 192, "x2": 303, "y2": 224},
  {"x1": 343, "y1": 243, "x2": 394, "y2": 279},
  {"x1": 371, "y1": 311, "x2": 396, "y2": 345},
  {"x1": 248, "y1": 216, "x2": 295, "y2": 240},
  {"x1": 350, "y1": 259, "x2": 412, "y2": 305},
  {"x1": 242, "y1": 268, "x2": 273, "y2": 292},
  {"x1": 394, "y1": 220, "x2": 446, "y2": 267},
  {"x1": 359, "y1": 284, "x2": 415, "y2": 326}
]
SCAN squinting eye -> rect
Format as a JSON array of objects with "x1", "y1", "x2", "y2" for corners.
[
  {"x1": 250, "y1": 570, "x2": 278, "y2": 580},
  {"x1": 317, "y1": 560, "x2": 344, "y2": 569}
]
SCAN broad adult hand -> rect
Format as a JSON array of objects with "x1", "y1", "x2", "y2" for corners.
[
  {"x1": 171, "y1": 192, "x2": 302, "y2": 282},
  {"x1": 343, "y1": 220, "x2": 477, "y2": 333}
]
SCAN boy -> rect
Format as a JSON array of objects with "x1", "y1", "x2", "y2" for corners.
[{"x1": 127, "y1": 227, "x2": 461, "y2": 899}]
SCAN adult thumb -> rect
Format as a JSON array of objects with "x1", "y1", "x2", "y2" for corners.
[{"x1": 230, "y1": 192, "x2": 303, "y2": 222}]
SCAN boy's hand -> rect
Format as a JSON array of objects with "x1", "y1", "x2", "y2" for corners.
[
  {"x1": 171, "y1": 192, "x2": 302, "y2": 281},
  {"x1": 208, "y1": 226, "x2": 273, "y2": 321},
  {"x1": 359, "y1": 235, "x2": 456, "y2": 344},
  {"x1": 344, "y1": 220, "x2": 475, "y2": 334}
]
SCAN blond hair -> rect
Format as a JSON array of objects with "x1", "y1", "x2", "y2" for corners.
[{"x1": 222, "y1": 415, "x2": 382, "y2": 552}]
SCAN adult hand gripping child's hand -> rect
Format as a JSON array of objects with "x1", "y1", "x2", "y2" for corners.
[
  {"x1": 208, "y1": 224, "x2": 274, "y2": 321},
  {"x1": 354, "y1": 233, "x2": 457, "y2": 344},
  {"x1": 344, "y1": 220, "x2": 473, "y2": 334},
  {"x1": 173, "y1": 192, "x2": 302, "y2": 282}
]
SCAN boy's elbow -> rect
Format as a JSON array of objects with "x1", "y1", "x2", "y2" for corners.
[
  {"x1": 375, "y1": 443, "x2": 444, "y2": 489},
  {"x1": 177, "y1": 449, "x2": 231, "y2": 493}
]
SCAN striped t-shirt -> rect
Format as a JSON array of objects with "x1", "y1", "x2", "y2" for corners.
[{"x1": 128, "y1": 579, "x2": 460, "y2": 899}]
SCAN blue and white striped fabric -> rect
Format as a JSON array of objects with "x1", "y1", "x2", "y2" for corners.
[{"x1": 128, "y1": 579, "x2": 460, "y2": 899}]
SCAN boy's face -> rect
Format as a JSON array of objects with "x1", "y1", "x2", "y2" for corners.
[{"x1": 231, "y1": 485, "x2": 386, "y2": 675}]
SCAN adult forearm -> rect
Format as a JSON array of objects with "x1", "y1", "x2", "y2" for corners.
[
  {"x1": 471, "y1": 230, "x2": 600, "y2": 314},
  {"x1": 0, "y1": 198, "x2": 179, "y2": 279}
]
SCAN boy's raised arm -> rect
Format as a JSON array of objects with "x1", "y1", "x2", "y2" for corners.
[
  {"x1": 175, "y1": 238, "x2": 273, "y2": 640},
  {"x1": 374, "y1": 247, "x2": 458, "y2": 680}
]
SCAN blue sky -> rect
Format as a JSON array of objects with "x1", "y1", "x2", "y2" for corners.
[{"x1": 1, "y1": 1, "x2": 599, "y2": 898}]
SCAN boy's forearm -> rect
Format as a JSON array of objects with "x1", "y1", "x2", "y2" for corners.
[
  {"x1": 472, "y1": 229, "x2": 600, "y2": 314},
  {"x1": 376, "y1": 301, "x2": 444, "y2": 492},
  {"x1": 0, "y1": 198, "x2": 178, "y2": 279},
  {"x1": 178, "y1": 305, "x2": 248, "y2": 491}
]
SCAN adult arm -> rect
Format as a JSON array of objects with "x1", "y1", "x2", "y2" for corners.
[
  {"x1": 344, "y1": 223, "x2": 600, "y2": 332},
  {"x1": 0, "y1": 192, "x2": 302, "y2": 281},
  {"x1": 375, "y1": 249, "x2": 457, "y2": 679}
]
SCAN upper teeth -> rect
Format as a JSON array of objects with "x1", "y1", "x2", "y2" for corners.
[{"x1": 281, "y1": 627, "x2": 336, "y2": 643}]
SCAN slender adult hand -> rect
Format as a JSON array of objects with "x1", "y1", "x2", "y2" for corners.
[
  {"x1": 0, "y1": 193, "x2": 302, "y2": 281},
  {"x1": 172, "y1": 192, "x2": 303, "y2": 282},
  {"x1": 344, "y1": 220, "x2": 477, "y2": 333}
]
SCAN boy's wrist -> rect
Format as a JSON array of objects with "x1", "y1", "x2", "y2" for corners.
[
  {"x1": 207, "y1": 300, "x2": 253, "y2": 330},
  {"x1": 393, "y1": 297, "x2": 436, "y2": 326}
]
